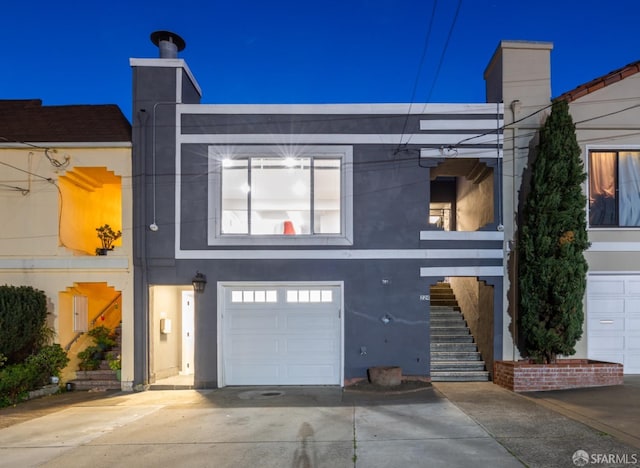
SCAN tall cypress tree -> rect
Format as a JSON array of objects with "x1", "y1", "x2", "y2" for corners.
[{"x1": 518, "y1": 99, "x2": 590, "y2": 364}]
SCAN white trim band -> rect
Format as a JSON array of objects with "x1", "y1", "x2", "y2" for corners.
[
  {"x1": 420, "y1": 231, "x2": 504, "y2": 241},
  {"x1": 179, "y1": 133, "x2": 500, "y2": 145},
  {"x1": 0, "y1": 142, "x2": 131, "y2": 149},
  {"x1": 179, "y1": 103, "x2": 504, "y2": 115},
  {"x1": 589, "y1": 242, "x2": 640, "y2": 252},
  {"x1": 420, "y1": 120, "x2": 504, "y2": 130},
  {"x1": 420, "y1": 266, "x2": 504, "y2": 277},
  {"x1": 175, "y1": 249, "x2": 504, "y2": 260},
  {"x1": 0, "y1": 258, "x2": 129, "y2": 269}
]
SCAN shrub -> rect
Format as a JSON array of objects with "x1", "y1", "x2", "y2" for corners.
[
  {"x1": 77, "y1": 326, "x2": 116, "y2": 371},
  {"x1": 106, "y1": 351, "x2": 121, "y2": 370},
  {"x1": 0, "y1": 362, "x2": 35, "y2": 407},
  {"x1": 0, "y1": 345, "x2": 68, "y2": 408},
  {"x1": 78, "y1": 346, "x2": 102, "y2": 371},
  {"x1": 25, "y1": 344, "x2": 69, "y2": 387},
  {"x1": 0, "y1": 285, "x2": 49, "y2": 365}
]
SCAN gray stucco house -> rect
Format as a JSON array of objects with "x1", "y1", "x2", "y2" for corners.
[{"x1": 130, "y1": 32, "x2": 504, "y2": 388}]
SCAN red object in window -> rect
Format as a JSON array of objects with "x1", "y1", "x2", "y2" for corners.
[{"x1": 283, "y1": 221, "x2": 296, "y2": 235}]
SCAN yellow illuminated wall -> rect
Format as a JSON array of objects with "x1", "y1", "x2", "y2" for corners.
[{"x1": 58, "y1": 167, "x2": 122, "y2": 255}]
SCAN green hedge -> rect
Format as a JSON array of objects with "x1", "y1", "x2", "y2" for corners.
[{"x1": 0, "y1": 285, "x2": 48, "y2": 364}]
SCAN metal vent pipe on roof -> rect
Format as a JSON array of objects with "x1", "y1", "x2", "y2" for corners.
[{"x1": 150, "y1": 30, "x2": 186, "y2": 59}]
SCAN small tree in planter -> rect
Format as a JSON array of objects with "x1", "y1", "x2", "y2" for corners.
[
  {"x1": 518, "y1": 99, "x2": 590, "y2": 364},
  {"x1": 96, "y1": 224, "x2": 121, "y2": 255}
]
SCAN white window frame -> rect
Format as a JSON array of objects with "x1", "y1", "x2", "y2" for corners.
[{"x1": 208, "y1": 145, "x2": 353, "y2": 245}]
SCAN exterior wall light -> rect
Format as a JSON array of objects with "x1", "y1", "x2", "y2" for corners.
[
  {"x1": 192, "y1": 271, "x2": 207, "y2": 293},
  {"x1": 380, "y1": 314, "x2": 392, "y2": 324}
]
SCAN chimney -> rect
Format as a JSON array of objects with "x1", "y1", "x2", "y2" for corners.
[{"x1": 150, "y1": 30, "x2": 186, "y2": 59}]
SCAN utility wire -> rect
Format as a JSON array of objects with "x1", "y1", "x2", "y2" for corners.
[
  {"x1": 396, "y1": 0, "x2": 438, "y2": 153},
  {"x1": 401, "y1": 0, "x2": 464, "y2": 150}
]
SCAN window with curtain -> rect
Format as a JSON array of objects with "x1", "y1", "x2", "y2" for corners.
[{"x1": 589, "y1": 151, "x2": 640, "y2": 227}]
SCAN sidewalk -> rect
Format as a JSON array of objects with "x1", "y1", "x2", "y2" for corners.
[{"x1": 434, "y1": 377, "x2": 640, "y2": 468}]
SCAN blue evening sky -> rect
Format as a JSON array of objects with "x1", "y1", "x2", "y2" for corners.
[{"x1": 3, "y1": 1, "x2": 639, "y2": 122}]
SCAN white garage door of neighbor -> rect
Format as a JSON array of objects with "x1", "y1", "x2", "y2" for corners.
[
  {"x1": 587, "y1": 275, "x2": 640, "y2": 374},
  {"x1": 221, "y1": 285, "x2": 342, "y2": 386}
]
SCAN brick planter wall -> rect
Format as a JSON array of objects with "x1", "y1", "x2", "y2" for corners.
[{"x1": 494, "y1": 360, "x2": 623, "y2": 392}]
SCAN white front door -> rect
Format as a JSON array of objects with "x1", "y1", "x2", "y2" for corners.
[
  {"x1": 220, "y1": 283, "x2": 342, "y2": 386},
  {"x1": 181, "y1": 291, "x2": 195, "y2": 375},
  {"x1": 587, "y1": 275, "x2": 640, "y2": 373}
]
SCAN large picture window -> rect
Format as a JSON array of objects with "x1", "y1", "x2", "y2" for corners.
[
  {"x1": 589, "y1": 150, "x2": 640, "y2": 227},
  {"x1": 209, "y1": 145, "x2": 353, "y2": 245}
]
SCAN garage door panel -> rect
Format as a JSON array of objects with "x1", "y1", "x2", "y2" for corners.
[
  {"x1": 588, "y1": 317, "x2": 625, "y2": 332},
  {"x1": 589, "y1": 335, "x2": 624, "y2": 351},
  {"x1": 627, "y1": 333, "x2": 640, "y2": 351},
  {"x1": 228, "y1": 335, "x2": 280, "y2": 356},
  {"x1": 588, "y1": 352, "x2": 624, "y2": 366},
  {"x1": 628, "y1": 317, "x2": 640, "y2": 331},
  {"x1": 287, "y1": 365, "x2": 337, "y2": 378},
  {"x1": 589, "y1": 298, "x2": 625, "y2": 316},
  {"x1": 228, "y1": 364, "x2": 280, "y2": 382},
  {"x1": 286, "y1": 314, "x2": 337, "y2": 330},
  {"x1": 286, "y1": 337, "x2": 338, "y2": 354},
  {"x1": 626, "y1": 280, "x2": 640, "y2": 295},
  {"x1": 228, "y1": 313, "x2": 278, "y2": 331},
  {"x1": 589, "y1": 279, "x2": 625, "y2": 295},
  {"x1": 625, "y1": 354, "x2": 640, "y2": 373},
  {"x1": 626, "y1": 298, "x2": 640, "y2": 311}
]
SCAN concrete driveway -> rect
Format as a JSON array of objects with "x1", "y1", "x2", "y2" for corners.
[{"x1": 0, "y1": 386, "x2": 523, "y2": 468}]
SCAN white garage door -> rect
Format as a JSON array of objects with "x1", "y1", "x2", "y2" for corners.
[
  {"x1": 221, "y1": 284, "x2": 342, "y2": 386},
  {"x1": 587, "y1": 275, "x2": 640, "y2": 374}
]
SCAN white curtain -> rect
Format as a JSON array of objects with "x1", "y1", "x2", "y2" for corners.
[
  {"x1": 619, "y1": 151, "x2": 640, "y2": 226},
  {"x1": 589, "y1": 152, "x2": 616, "y2": 225}
]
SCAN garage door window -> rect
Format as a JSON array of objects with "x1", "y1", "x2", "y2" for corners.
[
  {"x1": 286, "y1": 289, "x2": 333, "y2": 303},
  {"x1": 231, "y1": 289, "x2": 278, "y2": 303}
]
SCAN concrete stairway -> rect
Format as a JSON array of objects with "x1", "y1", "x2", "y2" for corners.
[
  {"x1": 430, "y1": 283, "x2": 489, "y2": 381},
  {"x1": 70, "y1": 323, "x2": 121, "y2": 391}
]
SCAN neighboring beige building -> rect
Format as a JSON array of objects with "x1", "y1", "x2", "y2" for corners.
[
  {"x1": 0, "y1": 99, "x2": 134, "y2": 388},
  {"x1": 486, "y1": 42, "x2": 640, "y2": 373}
]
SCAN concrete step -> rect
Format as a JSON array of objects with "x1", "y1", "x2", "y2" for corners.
[
  {"x1": 430, "y1": 310, "x2": 464, "y2": 317},
  {"x1": 430, "y1": 360, "x2": 486, "y2": 371},
  {"x1": 430, "y1": 371, "x2": 490, "y2": 382},
  {"x1": 430, "y1": 300, "x2": 459, "y2": 307},
  {"x1": 430, "y1": 321, "x2": 468, "y2": 329},
  {"x1": 430, "y1": 308, "x2": 461, "y2": 314},
  {"x1": 430, "y1": 327, "x2": 471, "y2": 335},
  {"x1": 431, "y1": 351, "x2": 482, "y2": 361},
  {"x1": 70, "y1": 379, "x2": 121, "y2": 391},
  {"x1": 431, "y1": 334, "x2": 474, "y2": 343},
  {"x1": 429, "y1": 292, "x2": 456, "y2": 299},
  {"x1": 75, "y1": 370, "x2": 118, "y2": 380},
  {"x1": 430, "y1": 317, "x2": 466, "y2": 326},
  {"x1": 431, "y1": 343, "x2": 478, "y2": 352},
  {"x1": 430, "y1": 305, "x2": 459, "y2": 310}
]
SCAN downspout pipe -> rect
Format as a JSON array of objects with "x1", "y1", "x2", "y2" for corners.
[
  {"x1": 510, "y1": 99, "x2": 521, "y2": 362},
  {"x1": 134, "y1": 108, "x2": 150, "y2": 387}
]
